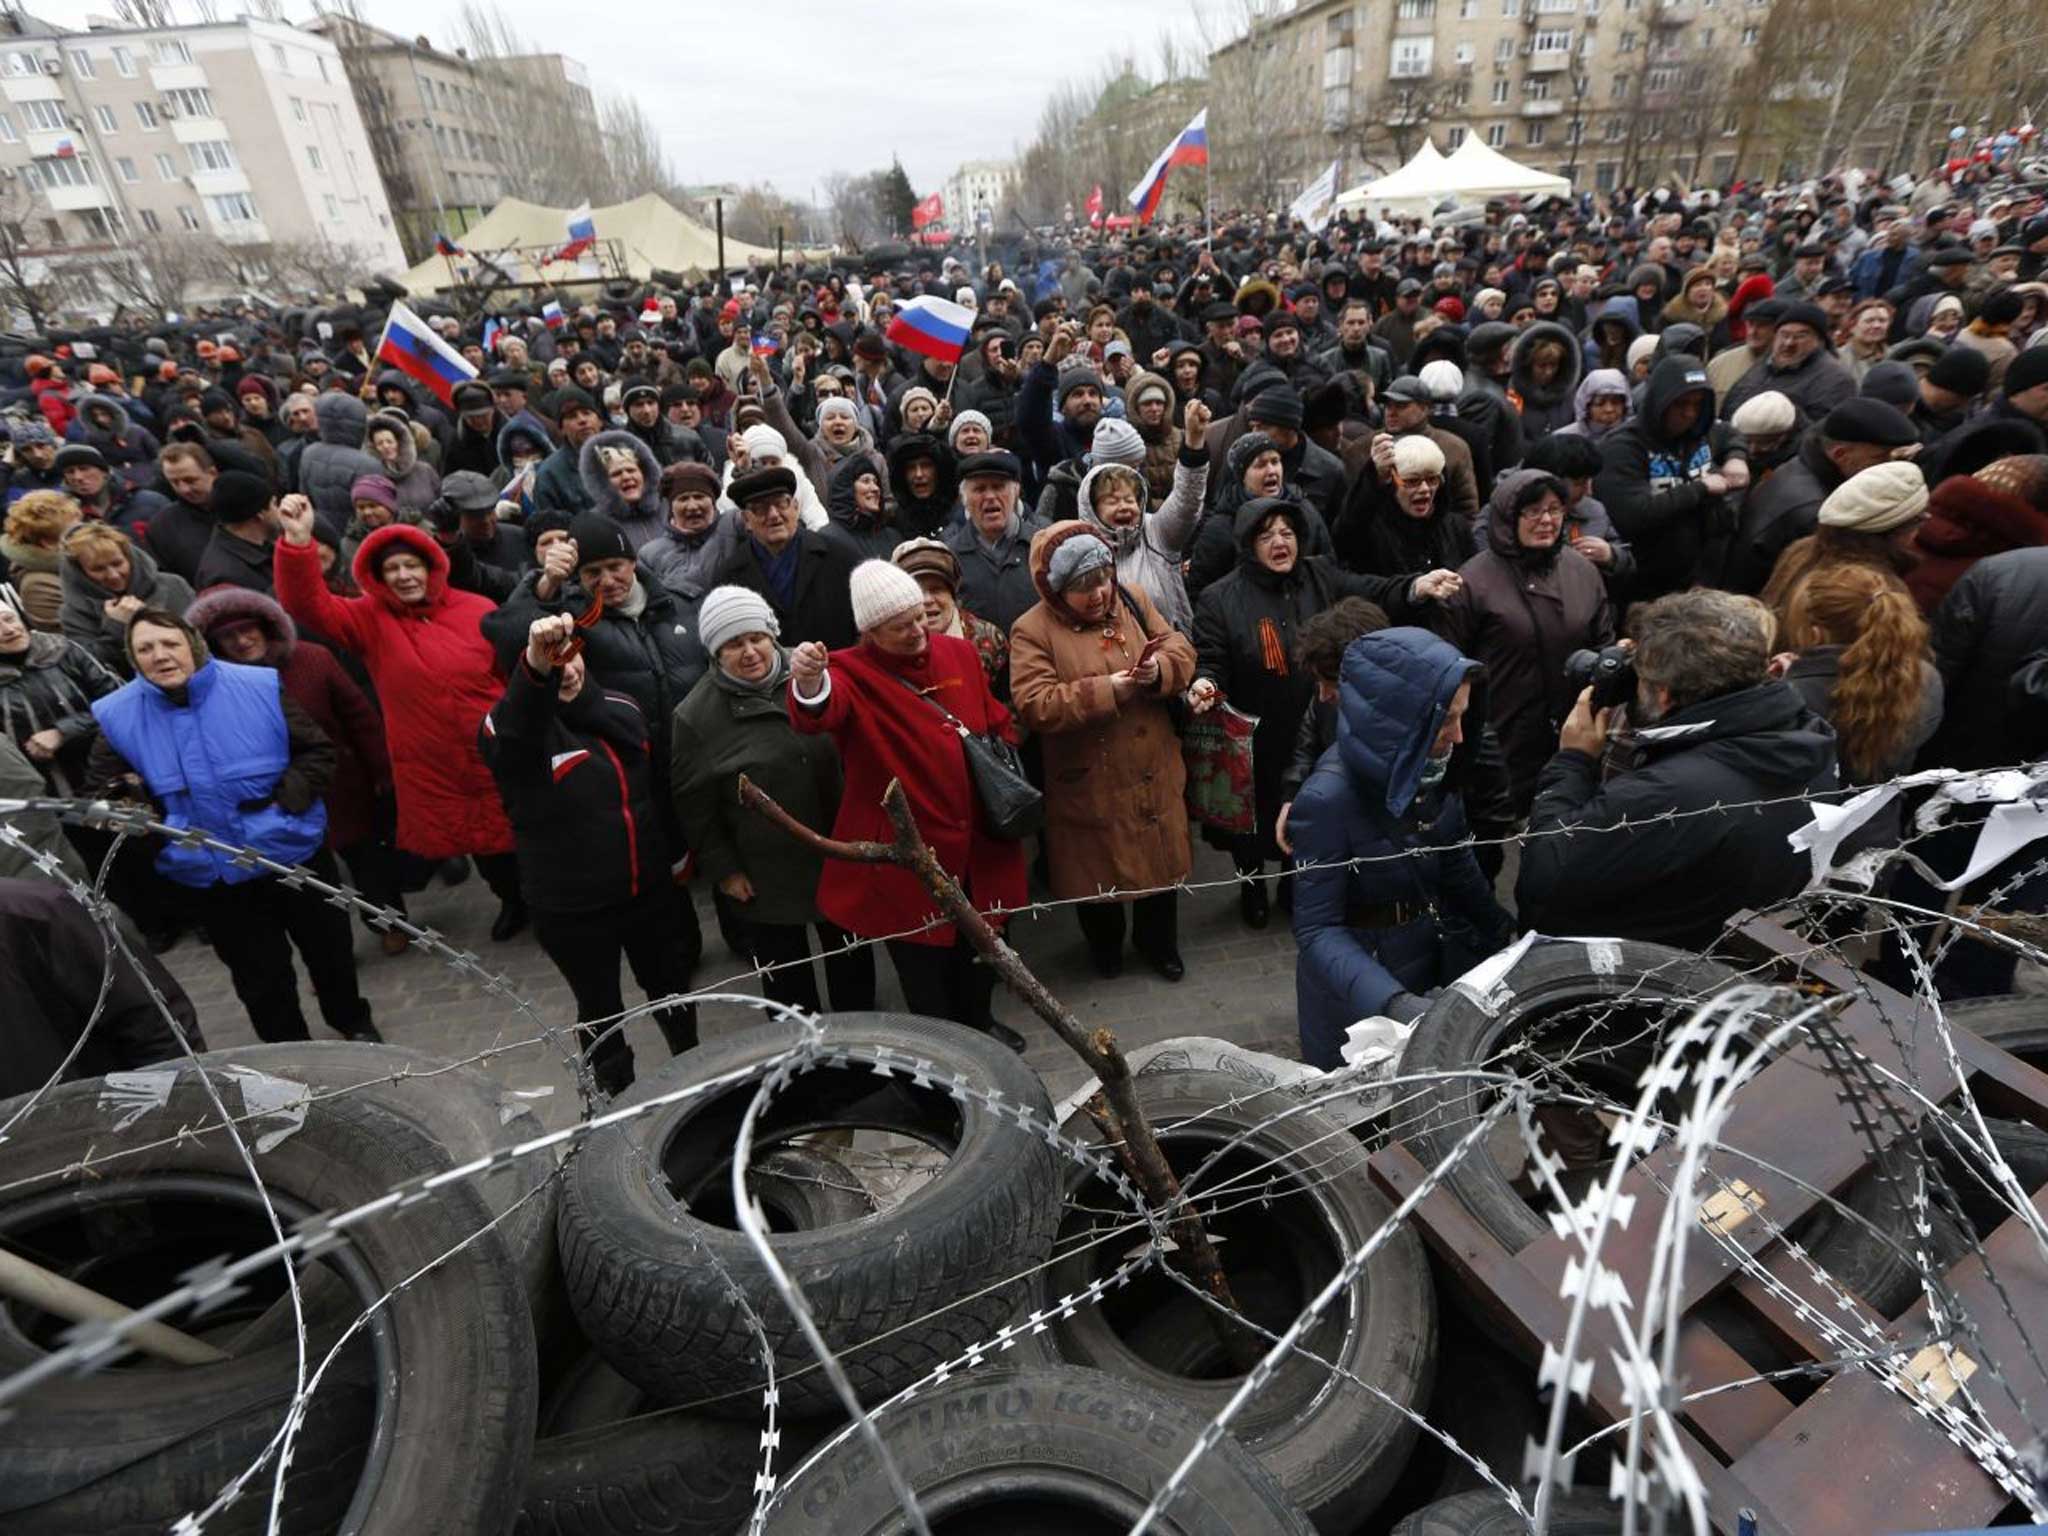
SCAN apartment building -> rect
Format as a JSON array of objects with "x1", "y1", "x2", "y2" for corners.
[
  {"x1": 307, "y1": 13, "x2": 604, "y2": 263},
  {"x1": 942, "y1": 159, "x2": 1015, "y2": 232},
  {"x1": 1213, "y1": 0, "x2": 1773, "y2": 201},
  {"x1": 0, "y1": 9, "x2": 403, "y2": 270}
]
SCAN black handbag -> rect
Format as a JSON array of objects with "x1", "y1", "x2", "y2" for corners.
[{"x1": 891, "y1": 676, "x2": 1045, "y2": 841}]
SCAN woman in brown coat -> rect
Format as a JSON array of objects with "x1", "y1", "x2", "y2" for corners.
[{"x1": 1010, "y1": 521, "x2": 1197, "y2": 981}]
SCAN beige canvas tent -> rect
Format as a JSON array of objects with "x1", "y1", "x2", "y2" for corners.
[{"x1": 396, "y1": 192, "x2": 784, "y2": 294}]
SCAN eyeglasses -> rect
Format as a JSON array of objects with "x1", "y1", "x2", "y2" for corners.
[{"x1": 1396, "y1": 474, "x2": 1444, "y2": 489}]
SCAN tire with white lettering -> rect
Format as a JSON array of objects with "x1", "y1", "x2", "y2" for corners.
[
  {"x1": 763, "y1": 1364, "x2": 1316, "y2": 1535},
  {"x1": 1039, "y1": 1069, "x2": 1435, "y2": 1532},
  {"x1": 557, "y1": 1013, "x2": 1060, "y2": 1417}
]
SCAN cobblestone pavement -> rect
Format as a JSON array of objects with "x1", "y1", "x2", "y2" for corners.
[{"x1": 160, "y1": 841, "x2": 1303, "y2": 1128}]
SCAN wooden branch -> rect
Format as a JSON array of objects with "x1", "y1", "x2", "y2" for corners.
[{"x1": 738, "y1": 772, "x2": 1260, "y2": 1369}]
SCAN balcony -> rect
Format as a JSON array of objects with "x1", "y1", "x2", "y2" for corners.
[
  {"x1": 1389, "y1": 60, "x2": 1434, "y2": 80},
  {"x1": 1528, "y1": 47, "x2": 1572, "y2": 70},
  {"x1": 1, "y1": 75, "x2": 62, "y2": 105},
  {"x1": 169, "y1": 115, "x2": 228, "y2": 145},
  {"x1": 1648, "y1": 41, "x2": 1686, "y2": 62},
  {"x1": 23, "y1": 130, "x2": 77, "y2": 159},
  {"x1": 191, "y1": 168, "x2": 250, "y2": 197},
  {"x1": 214, "y1": 219, "x2": 271, "y2": 245},
  {"x1": 44, "y1": 181, "x2": 112, "y2": 212},
  {"x1": 1650, "y1": 0, "x2": 1694, "y2": 21},
  {"x1": 1521, "y1": 97, "x2": 1565, "y2": 114},
  {"x1": 1393, "y1": 6, "x2": 1438, "y2": 31},
  {"x1": 147, "y1": 61, "x2": 208, "y2": 92}
]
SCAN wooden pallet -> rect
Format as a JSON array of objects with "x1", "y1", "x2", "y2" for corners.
[{"x1": 1368, "y1": 916, "x2": 2048, "y2": 1536}]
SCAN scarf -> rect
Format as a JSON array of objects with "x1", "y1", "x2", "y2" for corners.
[
  {"x1": 713, "y1": 645, "x2": 788, "y2": 698},
  {"x1": 749, "y1": 535, "x2": 802, "y2": 611},
  {"x1": 612, "y1": 577, "x2": 649, "y2": 621}
]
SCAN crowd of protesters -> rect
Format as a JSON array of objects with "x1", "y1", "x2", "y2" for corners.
[{"x1": 8, "y1": 161, "x2": 2048, "y2": 1090}]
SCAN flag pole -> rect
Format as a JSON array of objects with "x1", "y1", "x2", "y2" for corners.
[{"x1": 1205, "y1": 125, "x2": 1214, "y2": 245}]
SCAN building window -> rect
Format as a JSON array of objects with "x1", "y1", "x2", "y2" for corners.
[
  {"x1": 1618, "y1": 28, "x2": 1638, "y2": 48},
  {"x1": 1391, "y1": 38, "x2": 1434, "y2": 75},
  {"x1": 1455, "y1": 40, "x2": 1474, "y2": 62},
  {"x1": 1396, "y1": 0, "x2": 1435, "y2": 17},
  {"x1": 1487, "y1": 122, "x2": 1507, "y2": 145},
  {"x1": 324, "y1": 193, "x2": 340, "y2": 219},
  {"x1": 1612, "y1": 71, "x2": 1631, "y2": 97},
  {"x1": 305, "y1": 145, "x2": 322, "y2": 172},
  {"x1": 20, "y1": 99, "x2": 62, "y2": 133},
  {"x1": 1461, "y1": 0, "x2": 1478, "y2": 14},
  {"x1": 271, "y1": 44, "x2": 289, "y2": 72},
  {"x1": 1496, "y1": 34, "x2": 1515, "y2": 59},
  {"x1": 1721, "y1": 108, "x2": 1740, "y2": 135},
  {"x1": 1491, "y1": 77, "x2": 1511, "y2": 102},
  {"x1": 0, "y1": 113, "x2": 16, "y2": 145},
  {"x1": 41, "y1": 218, "x2": 61, "y2": 246},
  {"x1": 176, "y1": 205, "x2": 201, "y2": 232},
  {"x1": 1526, "y1": 121, "x2": 1547, "y2": 145},
  {"x1": 135, "y1": 101, "x2": 159, "y2": 130},
  {"x1": 66, "y1": 49, "x2": 93, "y2": 79},
  {"x1": 188, "y1": 140, "x2": 236, "y2": 173},
  {"x1": 1502, "y1": 0, "x2": 1521, "y2": 14},
  {"x1": 1647, "y1": 65, "x2": 1678, "y2": 89},
  {"x1": 139, "y1": 206, "x2": 160, "y2": 233},
  {"x1": 152, "y1": 39, "x2": 191, "y2": 65},
  {"x1": 116, "y1": 156, "x2": 137, "y2": 181},
  {"x1": 1525, "y1": 77, "x2": 1553, "y2": 98},
  {"x1": 291, "y1": 96, "x2": 305, "y2": 122},
  {"x1": 1740, "y1": 24, "x2": 1758, "y2": 41},
  {"x1": 1446, "y1": 125, "x2": 1468, "y2": 147},
  {"x1": 1596, "y1": 159, "x2": 1618, "y2": 189},
  {"x1": 92, "y1": 104, "x2": 117, "y2": 135},
  {"x1": 5, "y1": 52, "x2": 36, "y2": 78},
  {"x1": 1534, "y1": 27, "x2": 1573, "y2": 49},
  {"x1": 1566, "y1": 119, "x2": 1584, "y2": 143},
  {"x1": 165, "y1": 87, "x2": 214, "y2": 118},
  {"x1": 1605, "y1": 115, "x2": 1628, "y2": 138},
  {"x1": 208, "y1": 192, "x2": 257, "y2": 224},
  {"x1": 35, "y1": 155, "x2": 95, "y2": 190},
  {"x1": 112, "y1": 45, "x2": 134, "y2": 77},
  {"x1": 155, "y1": 151, "x2": 176, "y2": 180}
]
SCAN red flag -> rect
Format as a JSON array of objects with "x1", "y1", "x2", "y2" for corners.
[
  {"x1": 910, "y1": 192, "x2": 944, "y2": 231},
  {"x1": 1085, "y1": 184, "x2": 1104, "y2": 227}
]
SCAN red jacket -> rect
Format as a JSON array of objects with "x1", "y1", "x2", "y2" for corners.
[
  {"x1": 1907, "y1": 474, "x2": 2048, "y2": 614},
  {"x1": 789, "y1": 633, "x2": 1027, "y2": 946},
  {"x1": 273, "y1": 524, "x2": 514, "y2": 860},
  {"x1": 30, "y1": 377, "x2": 72, "y2": 437}
]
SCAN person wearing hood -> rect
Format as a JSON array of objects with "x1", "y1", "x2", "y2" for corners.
[
  {"x1": 1727, "y1": 397, "x2": 1920, "y2": 595},
  {"x1": 720, "y1": 423, "x2": 830, "y2": 533},
  {"x1": 577, "y1": 430, "x2": 668, "y2": 553},
  {"x1": 892, "y1": 537, "x2": 1008, "y2": 688},
  {"x1": 494, "y1": 409, "x2": 552, "y2": 515},
  {"x1": 6, "y1": 419, "x2": 63, "y2": 505},
  {"x1": 1661, "y1": 268, "x2": 1730, "y2": 342},
  {"x1": 1336, "y1": 433, "x2": 1477, "y2": 580},
  {"x1": 1166, "y1": 342, "x2": 1228, "y2": 418},
  {"x1": 708, "y1": 465, "x2": 859, "y2": 649},
  {"x1": 444, "y1": 380, "x2": 506, "y2": 480},
  {"x1": 822, "y1": 452, "x2": 898, "y2": 563},
  {"x1": 85, "y1": 606, "x2": 377, "y2": 1044},
  {"x1": 1721, "y1": 302, "x2": 1858, "y2": 423},
  {"x1": 1288, "y1": 627, "x2": 1513, "y2": 1068},
  {"x1": 942, "y1": 450, "x2": 1050, "y2": 634},
  {"x1": 671, "y1": 586, "x2": 873, "y2": 1018},
  {"x1": 1458, "y1": 322, "x2": 1525, "y2": 475},
  {"x1": 186, "y1": 583, "x2": 410, "y2": 954},
  {"x1": 66, "y1": 394, "x2": 162, "y2": 490},
  {"x1": 483, "y1": 613, "x2": 697, "y2": 1096},
  {"x1": 372, "y1": 369, "x2": 451, "y2": 455},
  {"x1": 1510, "y1": 321, "x2": 1584, "y2": 443},
  {"x1": 1011, "y1": 523, "x2": 1199, "y2": 981},
  {"x1": 363, "y1": 409, "x2": 440, "y2": 515},
  {"x1": 1074, "y1": 400, "x2": 1211, "y2": 632},
  {"x1": 1121, "y1": 369, "x2": 1184, "y2": 506},
  {"x1": 1190, "y1": 495, "x2": 1459, "y2": 927},
  {"x1": 1519, "y1": 432, "x2": 1636, "y2": 598},
  {"x1": 1594, "y1": 356, "x2": 1743, "y2": 600},
  {"x1": 233, "y1": 373, "x2": 287, "y2": 448},
  {"x1": 1435, "y1": 470, "x2": 1615, "y2": 810},
  {"x1": 297, "y1": 392, "x2": 383, "y2": 533},
  {"x1": 59, "y1": 522, "x2": 193, "y2": 675},
  {"x1": 638, "y1": 461, "x2": 736, "y2": 597},
  {"x1": 1518, "y1": 587, "x2": 1839, "y2": 947},
  {"x1": 1554, "y1": 367, "x2": 1632, "y2": 443},
  {"x1": 884, "y1": 430, "x2": 959, "y2": 540},
  {"x1": 1582, "y1": 294, "x2": 1645, "y2": 375},
  {"x1": 1186, "y1": 427, "x2": 1339, "y2": 602},
  {"x1": 272, "y1": 500, "x2": 525, "y2": 940}
]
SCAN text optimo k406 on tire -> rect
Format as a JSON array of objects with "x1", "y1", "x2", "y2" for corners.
[
  {"x1": 765, "y1": 1364, "x2": 1317, "y2": 1535},
  {"x1": 1040, "y1": 1068, "x2": 1435, "y2": 1532},
  {"x1": 556, "y1": 1012, "x2": 1061, "y2": 1416}
]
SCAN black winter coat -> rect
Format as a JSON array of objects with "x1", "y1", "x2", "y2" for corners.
[
  {"x1": 711, "y1": 528, "x2": 861, "y2": 650},
  {"x1": 480, "y1": 661, "x2": 668, "y2": 914},
  {"x1": 1925, "y1": 546, "x2": 2048, "y2": 771},
  {"x1": 1516, "y1": 680, "x2": 1838, "y2": 949},
  {"x1": 1334, "y1": 473, "x2": 1477, "y2": 582},
  {"x1": 1724, "y1": 434, "x2": 1837, "y2": 595},
  {"x1": 1186, "y1": 483, "x2": 1335, "y2": 604},
  {"x1": 1594, "y1": 357, "x2": 1735, "y2": 601}
]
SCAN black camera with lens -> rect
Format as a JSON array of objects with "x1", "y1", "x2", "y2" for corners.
[{"x1": 1563, "y1": 644, "x2": 1636, "y2": 712}]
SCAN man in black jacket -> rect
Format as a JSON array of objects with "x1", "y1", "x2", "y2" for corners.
[
  {"x1": 482, "y1": 613, "x2": 697, "y2": 1095},
  {"x1": 712, "y1": 465, "x2": 860, "y2": 648},
  {"x1": 1722, "y1": 398, "x2": 1920, "y2": 593},
  {"x1": 443, "y1": 380, "x2": 504, "y2": 479},
  {"x1": 1516, "y1": 588, "x2": 1839, "y2": 949},
  {"x1": 1594, "y1": 358, "x2": 1744, "y2": 601}
]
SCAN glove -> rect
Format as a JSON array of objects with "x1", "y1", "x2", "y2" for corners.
[{"x1": 1382, "y1": 989, "x2": 1434, "y2": 1024}]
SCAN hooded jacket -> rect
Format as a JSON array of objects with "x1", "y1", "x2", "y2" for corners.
[
  {"x1": 577, "y1": 430, "x2": 669, "y2": 552},
  {"x1": 67, "y1": 394, "x2": 162, "y2": 487},
  {"x1": 298, "y1": 393, "x2": 383, "y2": 532},
  {"x1": 1289, "y1": 627, "x2": 1513, "y2": 1067},
  {"x1": 363, "y1": 410, "x2": 441, "y2": 513},
  {"x1": 183, "y1": 585, "x2": 392, "y2": 849},
  {"x1": 1121, "y1": 368, "x2": 1185, "y2": 505},
  {"x1": 1594, "y1": 356, "x2": 1731, "y2": 600},
  {"x1": 1457, "y1": 322, "x2": 1526, "y2": 478},
  {"x1": 1517, "y1": 679, "x2": 1838, "y2": 949},
  {"x1": 1582, "y1": 295, "x2": 1645, "y2": 374},
  {"x1": 884, "y1": 431, "x2": 959, "y2": 540},
  {"x1": 1075, "y1": 450, "x2": 1208, "y2": 632},
  {"x1": 1554, "y1": 368, "x2": 1632, "y2": 441},
  {"x1": 1509, "y1": 321, "x2": 1584, "y2": 442},
  {"x1": 58, "y1": 540, "x2": 194, "y2": 674},
  {"x1": 1434, "y1": 470, "x2": 1616, "y2": 808},
  {"x1": 372, "y1": 368, "x2": 451, "y2": 450},
  {"x1": 272, "y1": 523, "x2": 514, "y2": 861},
  {"x1": 821, "y1": 452, "x2": 899, "y2": 563}
]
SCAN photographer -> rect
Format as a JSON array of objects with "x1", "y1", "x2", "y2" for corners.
[{"x1": 1515, "y1": 589, "x2": 1839, "y2": 949}]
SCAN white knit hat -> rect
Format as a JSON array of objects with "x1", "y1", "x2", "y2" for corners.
[
  {"x1": 698, "y1": 585, "x2": 780, "y2": 657},
  {"x1": 1090, "y1": 417, "x2": 1147, "y2": 468},
  {"x1": 1418, "y1": 360, "x2": 1464, "y2": 400},
  {"x1": 1818, "y1": 461, "x2": 1928, "y2": 533},
  {"x1": 1730, "y1": 390, "x2": 1796, "y2": 437},
  {"x1": 947, "y1": 409, "x2": 991, "y2": 447},
  {"x1": 740, "y1": 424, "x2": 789, "y2": 463},
  {"x1": 849, "y1": 558, "x2": 927, "y2": 632},
  {"x1": 1392, "y1": 434, "x2": 1446, "y2": 478}
]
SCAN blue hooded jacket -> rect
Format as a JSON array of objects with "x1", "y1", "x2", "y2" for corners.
[{"x1": 1289, "y1": 627, "x2": 1512, "y2": 1067}]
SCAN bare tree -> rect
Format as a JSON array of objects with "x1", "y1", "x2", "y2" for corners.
[
  {"x1": 0, "y1": 174, "x2": 64, "y2": 332},
  {"x1": 600, "y1": 96, "x2": 675, "y2": 202},
  {"x1": 1193, "y1": 0, "x2": 1322, "y2": 208},
  {"x1": 725, "y1": 183, "x2": 805, "y2": 248},
  {"x1": 85, "y1": 233, "x2": 214, "y2": 318}
]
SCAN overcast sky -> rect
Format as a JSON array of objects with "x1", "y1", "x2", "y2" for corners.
[{"x1": 38, "y1": 0, "x2": 1209, "y2": 198}]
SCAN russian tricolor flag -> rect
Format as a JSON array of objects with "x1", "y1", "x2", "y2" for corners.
[
  {"x1": 375, "y1": 300, "x2": 478, "y2": 409},
  {"x1": 542, "y1": 299, "x2": 565, "y2": 330},
  {"x1": 885, "y1": 295, "x2": 974, "y2": 365},
  {"x1": 1128, "y1": 108, "x2": 1208, "y2": 223},
  {"x1": 434, "y1": 231, "x2": 463, "y2": 257},
  {"x1": 553, "y1": 202, "x2": 596, "y2": 263}
]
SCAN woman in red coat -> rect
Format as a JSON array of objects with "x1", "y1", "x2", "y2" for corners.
[
  {"x1": 272, "y1": 497, "x2": 526, "y2": 939},
  {"x1": 185, "y1": 584, "x2": 414, "y2": 955},
  {"x1": 789, "y1": 556, "x2": 1028, "y2": 1049}
]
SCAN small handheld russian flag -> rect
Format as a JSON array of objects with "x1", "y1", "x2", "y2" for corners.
[
  {"x1": 542, "y1": 299, "x2": 565, "y2": 331},
  {"x1": 375, "y1": 300, "x2": 478, "y2": 409},
  {"x1": 750, "y1": 332, "x2": 781, "y2": 357},
  {"x1": 885, "y1": 295, "x2": 974, "y2": 366},
  {"x1": 434, "y1": 231, "x2": 464, "y2": 258},
  {"x1": 480, "y1": 316, "x2": 503, "y2": 353}
]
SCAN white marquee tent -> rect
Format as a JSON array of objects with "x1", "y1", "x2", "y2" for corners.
[{"x1": 1331, "y1": 133, "x2": 1571, "y2": 220}]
